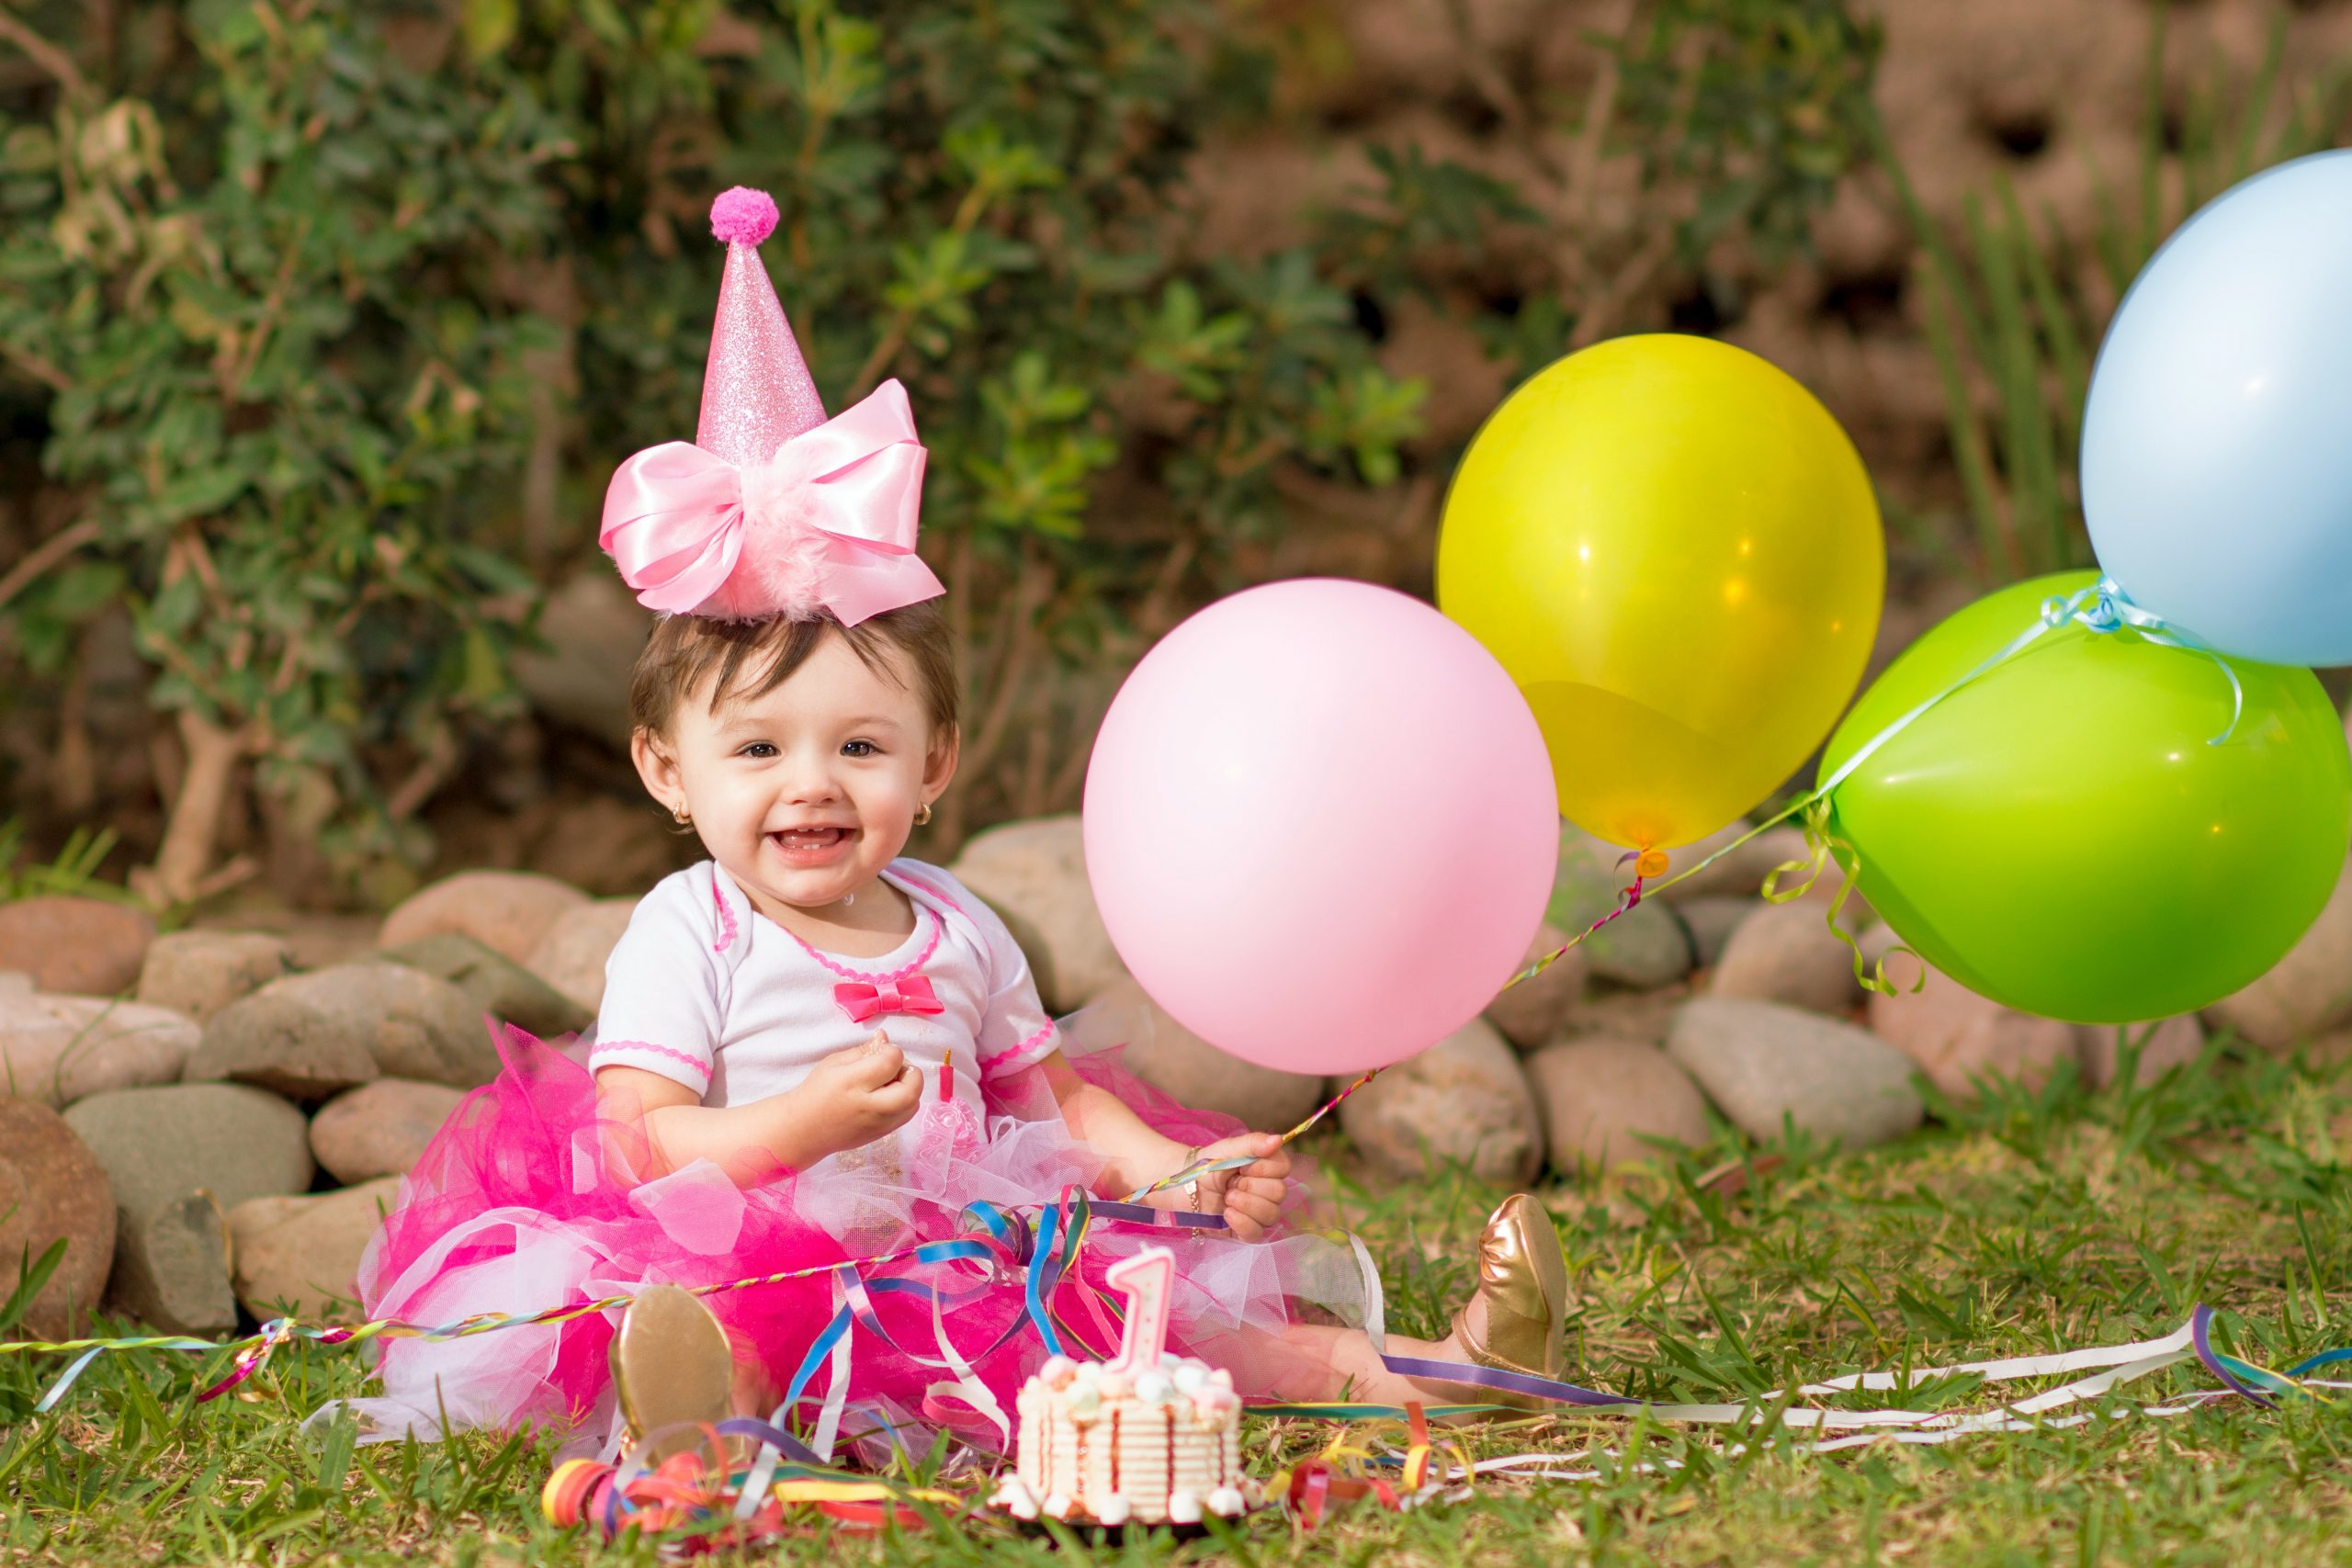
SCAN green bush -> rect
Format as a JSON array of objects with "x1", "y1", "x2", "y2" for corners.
[{"x1": 0, "y1": 0, "x2": 1881, "y2": 907}]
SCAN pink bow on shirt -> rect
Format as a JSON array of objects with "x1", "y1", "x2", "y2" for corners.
[
  {"x1": 834, "y1": 974, "x2": 947, "y2": 1024},
  {"x1": 598, "y1": 379, "x2": 943, "y2": 626}
]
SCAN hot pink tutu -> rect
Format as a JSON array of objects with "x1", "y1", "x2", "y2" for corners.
[{"x1": 318, "y1": 1024, "x2": 1364, "y2": 1461}]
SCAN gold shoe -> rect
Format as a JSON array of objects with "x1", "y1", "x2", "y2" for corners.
[
  {"x1": 1452, "y1": 1192, "x2": 1570, "y2": 1382},
  {"x1": 611, "y1": 1284, "x2": 734, "y2": 1461}
]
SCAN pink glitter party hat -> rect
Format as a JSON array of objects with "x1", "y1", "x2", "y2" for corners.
[
  {"x1": 598, "y1": 188, "x2": 944, "y2": 625},
  {"x1": 697, "y1": 186, "x2": 828, "y2": 465}
]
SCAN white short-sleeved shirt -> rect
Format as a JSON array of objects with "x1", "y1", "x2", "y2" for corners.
[{"x1": 587, "y1": 859, "x2": 1059, "y2": 1176}]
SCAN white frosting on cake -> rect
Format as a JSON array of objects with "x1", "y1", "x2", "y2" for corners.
[{"x1": 989, "y1": 1351, "x2": 1261, "y2": 1527}]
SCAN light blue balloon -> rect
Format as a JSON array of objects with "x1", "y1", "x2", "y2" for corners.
[{"x1": 2082, "y1": 150, "x2": 2352, "y2": 669}]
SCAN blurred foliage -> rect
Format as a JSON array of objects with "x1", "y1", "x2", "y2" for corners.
[
  {"x1": 0, "y1": 0, "x2": 1882, "y2": 905},
  {"x1": 1883, "y1": 3, "x2": 2352, "y2": 582}
]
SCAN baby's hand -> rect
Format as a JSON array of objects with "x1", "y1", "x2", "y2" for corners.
[
  {"x1": 1191, "y1": 1133, "x2": 1290, "y2": 1244},
  {"x1": 803, "y1": 1032, "x2": 922, "y2": 1149}
]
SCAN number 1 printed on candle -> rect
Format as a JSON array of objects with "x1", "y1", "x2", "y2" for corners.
[{"x1": 1103, "y1": 1247, "x2": 1175, "y2": 1375}]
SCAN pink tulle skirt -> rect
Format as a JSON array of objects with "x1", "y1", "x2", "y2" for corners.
[{"x1": 320, "y1": 1027, "x2": 1364, "y2": 1461}]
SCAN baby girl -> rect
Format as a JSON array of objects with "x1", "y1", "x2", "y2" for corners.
[{"x1": 337, "y1": 189, "x2": 1569, "y2": 1461}]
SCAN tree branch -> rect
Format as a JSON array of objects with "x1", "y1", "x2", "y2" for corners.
[
  {"x1": 0, "y1": 12, "x2": 90, "y2": 100},
  {"x1": 0, "y1": 518, "x2": 99, "y2": 611}
]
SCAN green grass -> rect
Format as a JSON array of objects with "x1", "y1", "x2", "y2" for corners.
[{"x1": 6, "y1": 1037, "x2": 2352, "y2": 1566}]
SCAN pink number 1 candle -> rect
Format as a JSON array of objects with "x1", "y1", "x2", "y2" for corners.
[{"x1": 1103, "y1": 1246, "x2": 1175, "y2": 1375}]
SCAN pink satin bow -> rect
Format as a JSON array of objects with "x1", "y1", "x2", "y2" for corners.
[
  {"x1": 834, "y1": 973, "x2": 946, "y2": 1024},
  {"x1": 599, "y1": 378, "x2": 944, "y2": 625}
]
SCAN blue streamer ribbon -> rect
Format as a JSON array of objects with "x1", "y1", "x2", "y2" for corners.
[{"x1": 2043, "y1": 577, "x2": 2244, "y2": 745}]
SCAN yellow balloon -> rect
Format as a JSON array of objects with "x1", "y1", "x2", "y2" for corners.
[{"x1": 1438, "y1": 334, "x2": 1884, "y2": 851}]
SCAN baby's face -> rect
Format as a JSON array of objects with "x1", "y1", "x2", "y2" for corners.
[{"x1": 645, "y1": 630, "x2": 953, "y2": 913}]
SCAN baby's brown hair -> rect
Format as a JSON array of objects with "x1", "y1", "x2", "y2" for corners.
[{"x1": 628, "y1": 600, "x2": 960, "y2": 749}]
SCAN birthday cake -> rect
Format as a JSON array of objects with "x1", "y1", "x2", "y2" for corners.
[{"x1": 989, "y1": 1349, "x2": 1258, "y2": 1527}]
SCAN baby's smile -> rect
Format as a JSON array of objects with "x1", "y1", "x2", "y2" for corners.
[{"x1": 770, "y1": 823, "x2": 856, "y2": 866}]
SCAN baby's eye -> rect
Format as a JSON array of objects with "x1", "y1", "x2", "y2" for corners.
[
  {"x1": 738, "y1": 741, "x2": 778, "y2": 759},
  {"x1": 841, "y1": 739, "x2": 878, "y2": 758}
]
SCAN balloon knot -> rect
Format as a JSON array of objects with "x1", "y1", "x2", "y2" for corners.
[{"x1": 1634, "y1": 847, "x2": 1670, "y2": 879}]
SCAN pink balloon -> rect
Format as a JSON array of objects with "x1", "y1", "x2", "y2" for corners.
[{"x1": 1082, "y1": 580, "x2": 1559, "y2": 1077}]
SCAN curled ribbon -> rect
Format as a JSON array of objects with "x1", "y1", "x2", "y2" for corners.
[
  {"x1": 1760, "y1": 797, "x2": 1922, "y2": 998},
  {"x1": 599, "y1": 378, "x2": 944, "y2": 626}
]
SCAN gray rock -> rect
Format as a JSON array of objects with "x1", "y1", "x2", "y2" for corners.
[
  {"x1": 1338, "y1": 1017, "x2": 1542, "y2": 1183},
  {"x1": 187, "y1": 963, "x2": 492, "y2": 1100},
  {"x1": 1654, "y1": 821, "x2": 1812, "y2": 903},
  {"x1": 526, "y1": 898, "x2": 637, "y2": 1013},
  {"x1": 2076, "y1": 1016, "x2": 2206, "y2": 1091},
  {"x1": 62, "y1": 1082, "x2": 314, "y2": 1333},
  {"x1": 1079, "y1": 976, "x2": 1328, "y2": 1131},
  {"x1": 1667, "y1": 997, "x2": 1923, "y2": 1150},
  {"x1": 0, "y1": 994, "x2": 200, "y2": 1107},
  {"x1": 1678, "y1": 897, "x2": 1760, "y2": 970},
  {"x1": 1482, "y1": 920, "x2": 1587, "y2": 1050},
  {"x1": 1867, "y1": 958, "x2": 2081, "y2": 1104},
  {"x1": 379, "y1": 870, "x2": 589, "y2": 966},
  {"x1": 311, "y1": 1079, "x2": 466, "y2": 1185},
  {"x1": 510, "y1": 570, "x2": 650, "y2": 749},
  {"x1": 0, "y1": 896, "x2": 155, "y2": 996},
  {"x1": 2204, "y1": 854, "x2": 2352, "y2": 1052},
  {"x1": 0, "y1": 1097, "x2": 116, "y2": 1339},
  {"x1": 381, "y1": 931, "x2": 593, "y2": 1039},
  {"x1": 948, "y1": 816, "x2": 1126, "y2": 1013},
  {"x1": 1711, "y1": 901, "x2": 1865, "y2": 1016},
  {"x1": 135, "y1": 931, "x2": 293, "y2": 1024},
  {"x1": 229, "y1": 1177, "x2": 403, "y2": 1321},
  {"x1": 1526, "y1": 1036, "x2": 1713, "y2": 1175},
  {"x1": 1574, "y1": 981, "x2": 1694, "y2": 1047},
  {"x1": 1549, "y1": 832, "x2": 1693, "y2": 990}
]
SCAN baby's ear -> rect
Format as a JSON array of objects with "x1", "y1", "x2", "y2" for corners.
[
  {"x1": 630, "y1": 726, "x2": 684, "y2": 801},
  {"x1": 922, "y1": 725, "x2": 962, "y2": 795}
]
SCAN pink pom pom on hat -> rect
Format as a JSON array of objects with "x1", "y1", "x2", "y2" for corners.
[{"x1": 595, "y1": 186, "x2": 945, "y2": 626}]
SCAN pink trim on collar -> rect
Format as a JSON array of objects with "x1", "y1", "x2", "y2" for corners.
[
  {"x1": 786, "y1": 905, "x2": 942, "y2": 984},
  {"x1": 886, "y1": 863, "x2": 967, "y2": 917},
  {"x1": 590, "y1": 1039, "x2": 712, "y2": 1083},
  {"x1": 711, "y1": 875, "x2": 739, "y2": 954}
]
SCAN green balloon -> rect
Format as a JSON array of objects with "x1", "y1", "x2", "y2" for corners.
[{"x1": 1821, "y1": 571, "x2": 2351, "y2": 1024}]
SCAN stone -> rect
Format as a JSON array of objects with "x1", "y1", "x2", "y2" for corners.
[
  {"x1": 1482, "y1": 921, "x2": 1587, "y2": 1050},
  {"x1": 1573, "y1": 982, "x2": 1694, "y2": 1048},
  {"x1": 381, "y1": 931, "x2": 593, "y2": 1039},
  {"x1": 2204, "y1": 855, "x2": 2352, "y2": 1053},
  {"x1": 311, "y1": 1079, "x2": 466, "y2": 1185},
  {"x1": 1679, "y1": 897, "x2": 1760, "y2": 971},
  {"x1": 1080, "y1": 976, "x2": 1328, "y2": 1132},
  {"x1": 1667, "y1": 998, "x2": 1924, "y2": 1150},
  {"x1": 1711, "y1": 901, "x2": 1866, "y2": 1016},
  {"x1": 1656, "y1": 823, "x2": 1813, "y2": 904},
  {"x1": 0, "y1": 993, "x2": 199, "y2": 1107},
  {"x1": 228, "y1": 1177, "x2": 404, "y2": 1321},
  {"x1": 510, "y1": 570, "x2": 650, "y2": 749},
  {"x1": 186, "y1": 963, "x2": 492, "y2": 1100},
  {"x1": 0, "y1": 1097, "x2": 116, "y2": 1339},
  {"x1": 2076, "y1": 1016, "x2": 2207, "y2": 1091},
  {"x1": 947, "y1": 816, "x2": 1126, "y2": 1014},
  {"x1": 135, "y1": 930, "x2": 292, "y2": 1024},
  {"x1": 1866, "y1": 956, "x2": 2081, "y2": 1104},
  {"x1": 1549, "y1": 831, "x2": 1694, "y2": 990},
  {"x1": 1525, "y1": 1037, "x2": 1713, "y2": 1176},
  {"x1": 379, "y1": 869, "x2": 589, "y2": 966},
  {"x1": 1338, "y1": 1017, "x2": 1542, "y2": 1184},
  {"x1": 0, "y1": 896, "x2": 156, "y2": 996},
  {"x1": 524, "y1": 897, "x2": 637, "y2": 1013},
  {"x1": 62, "y1": 1082, "x2": 314, "y2": 1333}
]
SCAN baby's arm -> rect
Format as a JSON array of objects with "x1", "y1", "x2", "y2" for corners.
[
  {"x1": 598, "y1": 1032, "x2": 922, "y2": 1182},
  {"x1": 1032, "y1": 1050, "x2": 1290, "y2": 1242}
]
